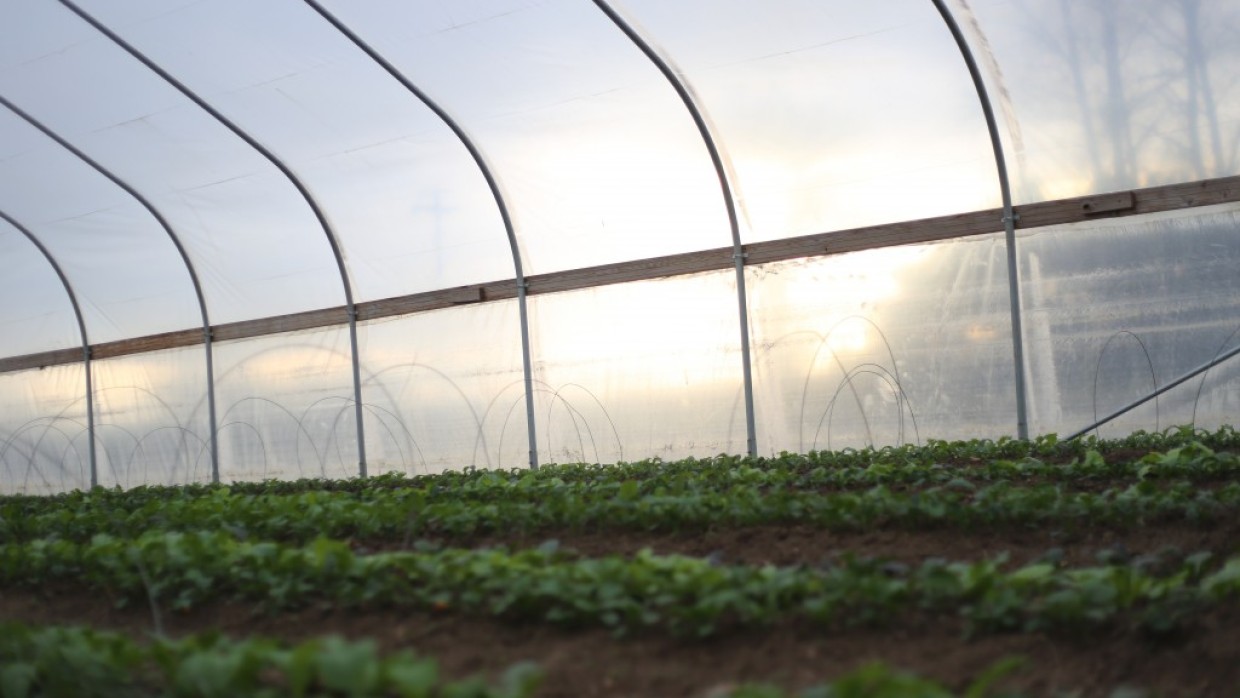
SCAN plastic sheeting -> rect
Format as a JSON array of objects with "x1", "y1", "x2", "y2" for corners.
[
  {"x1": 0, "y1": 107, "x2": 203, "y2": 342},
  {"x1": 528, "y1": 272, "x2": 748, "y2": 461},
  {"x1": 91, "y1": 347, "x2": 211, "y2": 488},
  {"x1": 0, "y1": 0, "x2": 348, "y2": 322},
  {"x1": 615, "y1": 0, "x2": 1001, "y2": 242},
  {"x1": 1020, "y1": 203, "x2": 1240, "y2": 437},
  {"x1": 954, "y1": 0, "x2": 1240, "y2": 202},
  {"x1": 0, "y1": 365, "x2": 89, "y2": 495},
  {"x1": 63, "y1": 0, "x2": 518, "y2": 300},
  {"x1": 212, "y1": 328, "x2": 358, "y2": 482},
  {"x1": 749, "y1": 234, "x2": 1017, "y2": 452},
  {"x1": 0, "y1": 220, "x2": 80, "y2": 356},
  {"x1": 359, "y1": 302, "x2": 529, "y2": 474},
  {"x1": 319, "y1": 0, "x2": 731, "y2": 272}
]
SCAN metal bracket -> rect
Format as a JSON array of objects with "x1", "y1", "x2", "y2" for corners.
[
  {"x1": 449, "y1": 287, "x2": 487, "y2": 305},
  {"x1": 1081, "y1": 191, "x2": 1136, "y2": 215}
]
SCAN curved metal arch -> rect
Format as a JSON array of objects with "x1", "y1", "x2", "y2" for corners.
[
  {"x1": 930, "y1": 0, "x2": 1031, "y2": 440},
  {"x1": 57, "y1": 0, "x2": 370, "y2": 473},
  {"x1": 0, "y1": 208, "x2": 97, "y2": 488},
  {"x1": 301, "y1": 0, "x2": 540, "y2": 469},
  {"x1": 0, "y1": 93, "x2": 221, "y2": 483},
  {"x1": 591, "y1": 0, "x2": 758, "y2": 457}
]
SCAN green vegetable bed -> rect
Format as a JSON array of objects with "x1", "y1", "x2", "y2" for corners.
[{"x1": 3, "y1": 427, "x2": 1238, "y2": 697}]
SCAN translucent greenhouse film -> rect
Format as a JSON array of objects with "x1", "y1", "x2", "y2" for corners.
[{"x1": 2, "y1": 0, "x2": 1239, "y2": 493}]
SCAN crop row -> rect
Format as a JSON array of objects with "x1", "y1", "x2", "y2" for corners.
[
  {"x1": 6, "y1": 442, "x2": 1237, "y2": 525},
  {"x1": 4, "y1": 533, "x2": 1239, "y2": 638},
  {"x1": 725, "y1": 658, "x2": 1026, "y2": 698},
  {"x1": 1, "y1": 621, "x2": 541, "y2": 698},
  {"x1": 3, "y1": 475, "x2": 1235, "y2": 544},
  {"x1": 4, "y1": 429, "x2": 1237, "y2": 513},
  {"x1": 1, "y1": 621, "x2": 1027, "y2": 698}
]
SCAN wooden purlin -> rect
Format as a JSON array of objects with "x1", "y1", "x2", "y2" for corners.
[{"x1": 2, "y1": 175, "x2": 1238, "y2": 375}]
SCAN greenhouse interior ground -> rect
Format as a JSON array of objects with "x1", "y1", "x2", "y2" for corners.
[{"x1": 3, "y1": 2, "x2": 1240, "y2": 695}]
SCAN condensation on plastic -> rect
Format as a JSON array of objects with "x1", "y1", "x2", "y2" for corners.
[
  {"x1": 951, "y1": 0, "x2": 1240, "y2": 203},
  {"x1": 211, "y1": 328, "x2": 359, "y2": 483},
  {"x1": 91, "y1": 347, "x2": 211, "y2": 488},
  {"x1": 313, "y1": 0, "x2": 729, "y2": 274},
  {"x1": 748, "y1": 234, "x2": 1018, "y2": 452},
  {"x1": 611, "y1": 0, "x2": 1001, "y2": 243},
  {"x1": 0, "y1": 109, "x2": 203, "y2": 344},
  {"x1": 0, "y1": 364, "x2": 89, "y2": 495},
  {"x1": 359, "y1": 301, "x2": 529, "y2": 474},
  {"x1": 527, "y1": 271, "x2": 748, "y2": 463},
  {"x1": 1019, "y1": 203, "x2": 1240, "y2": 438},
  {"x1": 0, "y1": 0, "x2": 347, "y2": 323},
  {"x1": 0, "y1": 221, "x2": 81, "y2": 357},
  {"x1": 70, "y1": 0, "x2": 515, "y2": 300}
]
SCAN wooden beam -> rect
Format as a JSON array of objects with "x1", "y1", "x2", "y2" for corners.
[
  {"x1": 1014, "y1": 176, "x2": 1240, "y2": 229},
  {"x1": 3, "y1": 175, "x2": 1238, "y2": 374},
  {"x1": 0, "y1": 348, "x2": 82, "y2": 373}
]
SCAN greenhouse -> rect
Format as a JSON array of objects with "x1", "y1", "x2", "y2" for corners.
[{"x1": 2, "y1": 0, "x2": 1239, "y2": 494}]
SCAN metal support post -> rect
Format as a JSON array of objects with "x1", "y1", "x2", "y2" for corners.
[
  {"x1": 593, "y1": 0, "x2": 759, "y2": 457},
  {"x1": 932, "y1": 0, "x2": 1030, "y2": 439}
]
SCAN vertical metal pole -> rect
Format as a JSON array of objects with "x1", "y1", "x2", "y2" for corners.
[
  {"x1": 301, "y1": 0, "x2": 541, "y2": 468},
  {"x1": 0, "y1": 94, "x2": 222, "y2": 482},
  {"x1": 931, "y1": 0, "x2": 1030, "y2": 439},
  {"x1": 59, "y1": 0, "x2": 369, "y2": 473},
  {"x1": 0, "y1": 210, "x2": 97, "y2": 488},
  {"x1": 205, "y1": 330, "x2": 219, "y2": 482},
  {"x1": 592, "y1": 0, "x2": 758, "y2": 457},
  {"x1": 83, "y1": 346, "x2": 96, "y2": 487},
  {"x1": 734, "y1": 254, "x2": 759, "y2": 456},
  {"x1": 517, "y1": 282, "x2": 539, "y2": 469},
  {"x1": 1002, "y1": 218, "x2": 1029, "y2": 440},
  {"x1": 348, "y1": 308, "x2": 368, "y2": 477}
]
